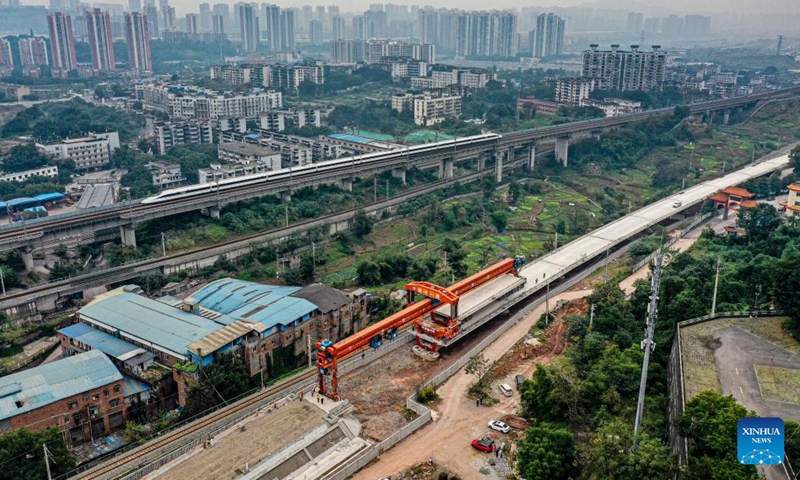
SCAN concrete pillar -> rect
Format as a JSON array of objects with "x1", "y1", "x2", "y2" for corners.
[
  {"x1": 495, "y1": 151, "x2": 503, "y2": 183},
  {"x1": 443, "y1": 158, "x2": 454, "y2": 179},
  {"x1": 477, "y1": 156, "x2": 486, "y2": 171},
  {"x1": 392, "y1": 167, "x2": 406, "y2": 185},
  {"x1": 120, "y1": 225, "x2": 137, "y2": 248},
  {"x1": 340, "y1": 178, "x2": 352, "y2": 192},
  {"x1": 555, "y1": 137, "x2": 569, "y2": 167},
  {"x1": 20, "y1": 247, "x2": 34, "y2": 272},
  {"x1": 706, "y1": 111, "x2": 713, "y2": 125},
  {"x1": 278, "y1": 191, "x2": 292, "y2": 202},
  {"x1": 207, "y1": 206, "x2": 220, "y2": 219},
  {"x1": 723, "y1": 109, "x2": 730, "y2": 126},
  {"x1": 527, "y1": 143, "x2": 536, "y2": 170},
  {"x1": 722, "y1": 203, "x2": 729, "y2": 220}
]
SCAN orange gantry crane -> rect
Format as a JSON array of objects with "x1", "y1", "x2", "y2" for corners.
[{"x1": 316, "y1": 257, "x2": 523, "y2": 400}]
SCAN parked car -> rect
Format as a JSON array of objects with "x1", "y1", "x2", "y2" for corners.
[
  {"x1": 672, "y1": 201, "x2": 682, "y2": 208},
  {"x1": 488, "y1": 420, "x2": 511, "y2": 434},
  {"x1": 515, "y1": 375, "x2": 525, "y2": 389},
  {"x1": 498, "y1": 383, "x2": 513, "y2": 397},
  {"x1": 471, "y1": 437, "x2": 495, "y2": 453}
]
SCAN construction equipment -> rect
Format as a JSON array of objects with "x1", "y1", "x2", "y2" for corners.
[{"x1": 316, "y1": 257, "x2": 525, "y2": 400}]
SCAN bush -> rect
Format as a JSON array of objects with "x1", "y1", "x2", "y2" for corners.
[{"x1": 417, "y1": 384, "x2": 439, "y2": 404}]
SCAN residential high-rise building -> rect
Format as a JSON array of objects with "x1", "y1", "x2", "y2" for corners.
[
  {"x1": 684, "y1": 15, "x2": 711, "y2": 37},
  {"x1": 185, "y1": 13, "x2": 199, "y2": 34},
  {"x1": 238, "y1": 3, "x2": 259, "y2": 52},
  {"x1": 301, "y1": 5, "x2": 312, "y2": 31},
  {"x1": 0, "y1": 38, "x2": 13, "y2": 71},
  {"x1": 626, "y1": 12, "x2": 643, "y2": 34},
  {"x1": 199, "y1": 3, "x2": 211, "y2": 32},
  {"x1": 418, "y1": 8, "x2": 438, "y2": 44},
  {"x1": 330, "y1": 39, "x2": 365, "y2": 63},
  {"x1": 124, "y1": 12, "x2": 151, "y2": 71},
  {"x1": 128, "y1": 0, "x2": 141, "y2": 12},
  {"x1": 48, "y1": 12, "x2": 78, "y2": 76},
  {"x1": 662, "y1": 15, "x2": 683, "y2": 37},
  {"x1": 212, "y1": 14, "x2": 224, "y2": 34},
  {"x1": 643, "y1": 17, "x2": 659, "y2": 35},
  {"x1": 315, "y1": 5, "x2": 325, "y2": 25},
  {"x1": 532, "y1": 13, "x2": 564, "y2": 58},
  {"x1": 262, "y1": 4, "x2": 281, "y2": 52},
  {"x1": 162, "y1": 6, "x2": 176, "y2": 31},
  {"x1": 332, "y1": 15, "x2": 345, "y2": 40},
  {"x1": 213, "y1": 3, "x2": 230, "y2": 31},
  {"x1": 309, "y1": 20, "x2": 322, "y2": 45},
  {"x1": 144, "y1": 5, "x2": 159, "y2": 38},
  {"x1": 279, "y1": 9, "x2": 295, "y2": 51},
  {"x1": 86, "y1": 8, "x2": 116, "y2": 71},
  {"x1": 580, "y1": 44, "x2": 666, "y2": 92},
  {"x1": 454, "y1": 10, "x2": 517, "y2": 58},
  {"x1": 18, "y1": 37, "x2": 49, "y2": 68}
]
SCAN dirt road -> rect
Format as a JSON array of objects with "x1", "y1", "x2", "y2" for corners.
[
  {"x1": 352, "y1": 290, "x2": 589, "y2": 480},
  {"x1": 355, "y1": 219, "x2": 719, "y2": 479}
]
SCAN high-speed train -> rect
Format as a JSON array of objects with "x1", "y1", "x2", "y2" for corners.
[{"x1": 141, "y1": 133, "x2": 501, "y2": 204}]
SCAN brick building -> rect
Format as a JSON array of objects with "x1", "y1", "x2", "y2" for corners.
[{"x1": 0, "y1": 350, "x2": 126, "y2": 445}]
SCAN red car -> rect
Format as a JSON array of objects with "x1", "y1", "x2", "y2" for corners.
[{"x1": 471, "y1": 437, "x2": 495, "y2": 453}]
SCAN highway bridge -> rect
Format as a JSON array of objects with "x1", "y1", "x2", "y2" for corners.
[{"x1": 1, "y1": 86, "x2": 798, "y2": 264}]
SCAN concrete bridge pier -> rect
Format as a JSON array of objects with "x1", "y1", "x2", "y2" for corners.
[
  {"x1": 495, "y1": 150, "x2": 504, "y2": 182},
  {"x1": 20, "y1": 246, "x2": 34, "y2": 272},
  {"x1": 391, "y1": 167, "x2": 406, "y2": 185},
  {"x1": 441, "y1": 158, "x2": 454, "y2": 179},
  {"x1": 204, "y1": 206, "x2": 220, "y2": 219},
  {"x1": 723, "y1": 109, "x2": 731, "y2": 126},
  {"x1": 120, "y1": 224, "x2": 137, "y2": 248},
  {"x1": 477, "y1": 155, "x2": 486, "y2": 171},
  {"x1": 278, "y1": 190, "x2": 292, "y2": 202},
  {"x1": 527, "y1": 143, "x2": 536, "y2": 170},
  {"x1": 706, "y1": 110, "x2": 713, "y2": 125},
  {"x1": 555, "y1": 137, "x2": 570, "y2": 166},
  {"x1": 340, "y1": 177, "x2": 353, "y2": 192}
]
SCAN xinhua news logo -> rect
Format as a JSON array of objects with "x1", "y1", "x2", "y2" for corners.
[{"x1": 738, "y1": 417, "x2": 784, "y2": 465}]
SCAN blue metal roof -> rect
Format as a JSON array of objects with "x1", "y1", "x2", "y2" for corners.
[
  {"x1": 121, "y1": 376, "x2": 150, "y2": 398},
  {"x1": 328, "y1": 133, "x2": 372, "y2": 144},
  {"x1": 0, "y1": 350, "x2": 122, "y2": 421},
  {"x1": 58, "y1": 323, "x2": 144, "y2": 361},
  {"x1": 0, "y1": 202, "x2": 6, "y2": 210},
  {"x1": 35, "y1": 193, "x2": 65, "y2": 202},
  {"x1": 189, "y1": 279, "x2": 317, "y2": 330},
  {"x1": 79, "y1": 292, "x2": 224, "y2": 359},
  {"x1": 6, "y1": 197, "x2": 38, "y2": 207}
]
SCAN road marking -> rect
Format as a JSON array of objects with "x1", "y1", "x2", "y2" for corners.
[{"x1": 740, "y1": 386, "x2": 744, "y2": 394}]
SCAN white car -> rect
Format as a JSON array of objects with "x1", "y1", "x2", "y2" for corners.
[
  {"x1": 672, "y1": 201, "x2": 682, "y2": 208},
  {"x1": 488, "y1": 420, "x2": 511, "y2": 434}
]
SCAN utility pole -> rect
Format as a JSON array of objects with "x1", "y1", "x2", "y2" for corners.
[
  {"x1": 311, "y1": 242, "x2": 316, "y2": 279},
  {"x1": 0, "y1": 267, "x2": 5, "y2": 297},
  {"x1": 603, "y1": 249, "x2": 609, "y2": 281},
  {"x1": 554, "y1": 231, "x2": 558, "y2": 249},
  {"x1": 711, "y1": 257, "x2": 722, "y2": 315},
  {"x1": 545, "y1": 281, "x2": 550, "y2": 325},
  {"x1": 386, "y1": 179, "x2": 389, "y2": 200},
  {"x1": 284, "y1": 203, "x2": 289, "y2": 227},
  {"x1": 634, "y1": 252, "x2": 663, "y2": 442},
  {"x1": 43, "y1": 443, "x2": 53, "y2": 480},
  {"x1": 161, "y1": 232, "x2": 166, "y2": 257},
  {"x1": 307, "y1": 334, "x2": 313, "y2": 369},
  {"x1": 589, "y1": 303, "x2": 595, "y2": 331},
  {"x1": 777, "y1": 34, "x2": 784, "y2": 56},
  {"x1": 373, "y1": 177, "x2": 377, "y2": 203}
]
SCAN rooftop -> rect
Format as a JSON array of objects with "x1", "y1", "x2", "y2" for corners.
[
  {"x1": 188, "y1": 279, "x2": 317, "y2": 329},
  {"x1": 218, "y1": 142, "x2": 274, "y2": 156},
  {"x1": 79, "y1": 290, "x2": 225, "y2": 358},
  {"x1": 291, "y1": 284, "x2": 351, "y2": 314},
  {"x1": 58, "y1": 323, "x2": 145, "y2": 361},
  {"x1": 0, "y1": 350, "x2": 122, "y2": 421},
  {"x1": 721, "y1": 186, "x2": 755, "y2": 198}
]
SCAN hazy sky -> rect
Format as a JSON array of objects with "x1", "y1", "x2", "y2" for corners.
[{"x1": 24, "y1": 0, "x2": 800, "y2": 15}]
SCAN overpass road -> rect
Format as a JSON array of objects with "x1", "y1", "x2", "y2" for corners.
[{"x1": 0, "y1": 86, "x2": 798, "y2": 256}]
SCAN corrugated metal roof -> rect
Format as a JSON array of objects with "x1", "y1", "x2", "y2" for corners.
[
  {"x1": 187, "y1": 320, "x2": 258, "y2": 354},
  {"x1": 120, "y1": 376, "x2": 150, "y2": 398},
  {"x1": 34, "y1": 193, "x2": 65, "y2": 202},
  {"x1": 79, "y1": 292, "x2": 224, "y2": 358},
  {"x1": 328, "y1": 133, "x2": 372, "y2": 144},
  {"x1": 58, "y1": 323, "x2": 145, "y2": 361},
  {"x1": 189, "y1": 279, "x2": 316, "y2": 329},
  {"x1": 0, "y1": 350, "x2": 122, "y2": 421},
  {"x1": 291, "y1": 284, "x2": 351, "y2": 314}
]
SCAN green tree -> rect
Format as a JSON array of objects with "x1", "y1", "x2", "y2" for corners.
[
  {"x1": 516, "y1": 423, "x2": 576, "y2": 480},
  {"x1": 774, "y1": 252, "x2": 800, "y2": 337},
  {"x1": 790, "y1": 145, "x2": 800, "y2": 172},
  {"x1": 464, "y1": 353, "x2": 491, "y2": 389},
  {"x1": 785, "y1": 420, "x2": 800, "y2": 471},
  {"x1": 0, "y1": 427, "x2": 76, "y2": 480},
  {"x1": 356, "y1": 261, "x2": 381, "y2": 286},
  {"x1": 578, "y1": 420, "x2": 674, "y2": 480},
  {"x1": 737, "y1": 203, "x2": 782, "y2": 243},
  {"x1": 490, "y1": 211, "x2": 508, "y2": 232},
  {"x1": 182, "y1": 352, "x2": 258, "y2": 419},
  {"x1": 678, "y1": 391, "x2": 759, "y2": 480},
  {"x1": 3, "y1": 144, "x2": 50, "y2": 172},
  {"x1": 351, "y1": 210, "x2": 374, "y2": 237}
]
